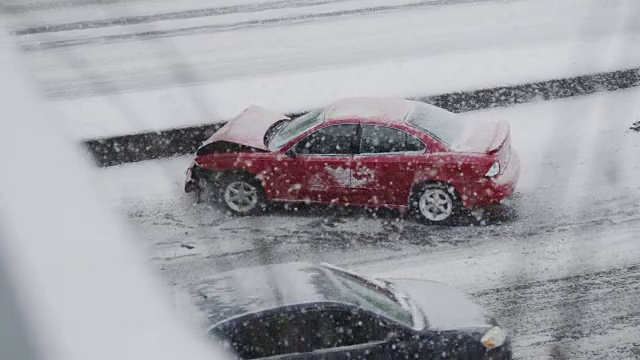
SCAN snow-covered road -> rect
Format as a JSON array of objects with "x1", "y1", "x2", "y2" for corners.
[
  {"x1": 95, "y1": 88, "x2": 640, "y2": 358},
  {"x1": 14, "y1": 0, "x2": 640, "y2": 99}
]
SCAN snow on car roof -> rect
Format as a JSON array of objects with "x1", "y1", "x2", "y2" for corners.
[
  {"x1": 324, "y1": 97, "x2": 414, "y2": 123},
  {"x1": 192, "y1": 262, "x2": 363, "y2": 326}
]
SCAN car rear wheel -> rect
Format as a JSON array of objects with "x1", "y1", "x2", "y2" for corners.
[
  {"x1": 413, "y1": 183, "x2": 458, "y2": 223},
  {"x1": 219, "y1": 175, "x2": 266, "y2": 215}
]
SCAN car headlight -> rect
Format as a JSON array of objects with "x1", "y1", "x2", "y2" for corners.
[
  {"x1": 485, "y1": 162, "x2": 500, "y2": 177},
  {"x1": 480, "y1": 326, "x2": 507, "y2": 349}
]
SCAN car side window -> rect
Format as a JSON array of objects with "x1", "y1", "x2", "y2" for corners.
[
  {"x1": 304, "y1": 309, "x2": 390, "y2": 351},
  {"x1": 220, "y1": 312, "x2": 307, "y2": 359},
  {"x1": 214, "y1": 308, "x2": 392, "y2": 358},
  {"x1": 294, "y1": 124, "x2": 358, "y2": 156},
  {"x1": 360, "y1": 125, "x2": 426, "y2": 154}
]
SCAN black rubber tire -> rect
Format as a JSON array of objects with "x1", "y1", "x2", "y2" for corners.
[{"x1": 410, "y1": 182, "x2": 461, "y2": 224}]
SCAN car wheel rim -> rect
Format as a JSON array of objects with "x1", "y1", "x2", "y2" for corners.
[
  {"x1": 418, "y1": 188, "x2": 453, "y2": 222},
  {"x1": 224, "y1": 181, "x2": 258, "y2": 213}
]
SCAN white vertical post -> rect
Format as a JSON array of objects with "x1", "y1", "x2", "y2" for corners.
[{"x1": 0, "y1": 19, "x2": 226, "y2": 360}]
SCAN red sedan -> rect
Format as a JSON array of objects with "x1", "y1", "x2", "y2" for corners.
[{"x1": 185, "y1": 97, "x2": 520, "y2": 223}]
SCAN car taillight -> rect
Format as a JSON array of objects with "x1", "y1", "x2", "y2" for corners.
[
  {"x1": 481, "y1": 326, "x2": 507, "y2": 349},
  {"x1": 485, "y1": 162, "x2": 500, "y2": 177}
]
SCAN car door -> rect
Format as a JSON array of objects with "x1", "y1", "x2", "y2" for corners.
[
  {"x1": 351, "y1": 125, "x2": 427, "y2": 206},
  {"x1": 216, "y1": 310, "x2": 312, "y2": 360},
  {"x1": 298, "y1": 308, "x2": 396, "y2": 360},
  {"x1": 274, "y1": 123, "x2": 359, "y2": 204},
  {"x1": 215, "y1": 308, "x2": 411, "y2": 360}
]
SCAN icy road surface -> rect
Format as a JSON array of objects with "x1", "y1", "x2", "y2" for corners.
[
  {"x1": 13, "y1": 0, "x2": 640, "y2": 98},
  {"x1": 96, "y1": 88, "x2": 640, "y2": 359},
  {"x1": 8, "y1": 0, "x2": 640, "y2": 139}
]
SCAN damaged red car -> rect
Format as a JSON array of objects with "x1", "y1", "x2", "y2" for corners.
[{"x1": 185, "y1": 97, "x2": 520, "y2": 223}]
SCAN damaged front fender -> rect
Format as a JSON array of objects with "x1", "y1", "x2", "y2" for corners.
[{"x1": 184, "y1": 162, "x2": 223, "y2": 194}]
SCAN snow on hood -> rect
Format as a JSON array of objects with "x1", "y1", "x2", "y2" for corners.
[
  {"x1": 202, "y1": 105, "x2": 289, "y2": 151},
  {"x1": 388, "y1": 278, "x2": 492, "y2": 331},
  {"x1": 453, "y1": 119, "x2": 510, "y2": 154}
]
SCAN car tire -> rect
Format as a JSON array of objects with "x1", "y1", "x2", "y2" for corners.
[
  {"x1": 411, "y1": 182, "x2": 459, "y2": 224},
  {"x1": 217, "y1": 174, "x2": 267, "y2": 216}
]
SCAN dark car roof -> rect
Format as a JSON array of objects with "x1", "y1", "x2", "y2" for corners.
[{"x1": 192, "y1": 262, "x2": 382, "y2": 326}]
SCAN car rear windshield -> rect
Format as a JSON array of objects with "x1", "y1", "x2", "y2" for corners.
[
  {"x1": 325, "y1": 267, "x2": 413, "y2": 327},
  {"x1": 268, "y1": 109, "x2": 324, "y2": 151},
  {"x1": 405, "y1": 103, "x2": 469, "y2": 147}
]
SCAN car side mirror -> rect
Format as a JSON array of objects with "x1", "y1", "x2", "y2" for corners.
[{"x1": 285, "y1": 148, "x2": 297, "y2": 158}]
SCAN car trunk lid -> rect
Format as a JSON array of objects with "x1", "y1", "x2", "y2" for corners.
[{"x1": 453, "y1": 119, "x2": 510, "y2": 154}]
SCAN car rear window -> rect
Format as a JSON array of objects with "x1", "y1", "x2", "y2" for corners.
[{"x1": 405, "y1": 103, "x2": 469, "y2": 147}]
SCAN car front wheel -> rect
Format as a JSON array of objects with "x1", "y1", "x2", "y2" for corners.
[
  {"x1": 219, "y1": 175, "x2": 266, "y2": 215},
  {"x1": 415, "y1": 183, "x2": 458, "y2": 223}
]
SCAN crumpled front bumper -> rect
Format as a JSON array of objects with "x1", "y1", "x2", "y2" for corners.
[
  {"x1": 184, "y1": 161, "x2": 200, "y2": 193},
  {"x1": 184, "y1": 162, "x2": 224, "y2": 199}
]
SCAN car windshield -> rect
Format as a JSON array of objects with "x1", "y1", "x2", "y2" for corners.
[
  {"x1": 267, "y1": 109, "x2": 324, "y2": 151},
  {"x1": 325, "y1": 267, "x2": 414, "y2": 328},
  {"x1": 405, "y1": 103, "x2": 470, "y2": 147}
]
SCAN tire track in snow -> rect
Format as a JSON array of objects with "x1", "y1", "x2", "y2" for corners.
[
  {"x1": 13, "y1": 0, "x2": 356, "y2": 35},
  {"x1": 16, "y1": 0, "x2": 513, "y2": 51}
]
